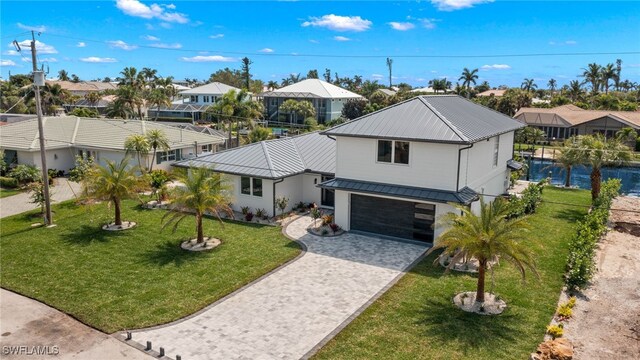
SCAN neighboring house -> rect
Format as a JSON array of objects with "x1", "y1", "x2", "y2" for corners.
[
  {"x1": 411, "y1": 86, "x2": 451, "y2": 93},
  {"x1": 515, "y1": 104, "x2": 640, "y2": 139},
  {"x1": 477, "y1": 89, "x2": 507, "y2": 97},
  {"x1": 260, "y1": 79, "x2": 363, "y2": 124},
  {"x1": 0, "y1": 116, "x2": 225, "y2": 172},
  {"x1": 320, "y1": 95, "x2": 525, "y2": 243},
  {"x1": 174, "y1": 131, "x2": 336, "y2": 217},
  {"x1": 147, "y1": 82, "x2": 240, "y2": 122},
  {"x1": 373, "y1": 88, "x2": 397, "y2": 97},
  {"x1": 157, "y1": 122, "x2": 229, "y2": 151},
  {"x1": 65, "y1": 95, "x2": 117, "y2": 115},
  {"x1": 48, "y1": 81, "x2": 118, "y2": 97}
]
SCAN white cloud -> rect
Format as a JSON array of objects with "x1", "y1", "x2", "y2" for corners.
[
  {"x1": 628, "y1": 63, "x2": 640, "y2": 68},
  {"x1": 77, "y1": 42, "x2": 86, "y2": 47},
  {"x1": 3, "y1": 50, "x2": 19, "y2": 56},
  {"x1": 108, "y1": 40, "x2": 138, "y2": 51},
  {"x1": 17, "y1": 23, "x2": 46, "y2": 32},
  {"x1": 565, "y1": 40, "x2": 577, "y2": 45},
  {"x1": 142, "y1": 35, "x2": 159, "y2": 41},
  {"x1": 431, "y1": 0, "x2": 494, "y2": 11},
  {"x1": 371, "y1": 74, "x2": 384, "y2": 80},
  {"x1": 149, "y1": 42, "x2": 182, "y2": 49},
  {"x1": 549, "y1": 40, "x2": 578, "y2": 46},
  {"x1": 80, "y1": 57, "x2": 117, "y2": 63},
  {"x1": 1, "y1": 60, "x2": 17, "y2": 66},
  {"x1": 333, "y1": 36, "x2": 351, "y2": 41},
  {"x1": 180, "y1": 55, "x2": 236, "y2": 62},
  {"x1": 209, "y1": 34, "x2": 224, "y2": 39},
  {"x1": 309, "y1": 39, "x2": 319, "y2": 44},
  {"x1": 421, "y1": 18, "x2": 437, "y2": 29},
  {"x1": 302, "y1": 14, "x2": 372, "y2": 32},
  {"x1": 388, "y1": 22, "x2": 415, "y2": 31},
  {"x1": 115, "y1": 0, "x2": 189, "y2": 23},
  {"x1": 259, "y1": 48, "x2": 274, "y2": 53},
  {"x1": 41, "y1": 57, "x2": 57, "y2": 63},
  {"x1": 430, "y1": 70, "x2": 438, "y2": 73},
  {"x1": 159, "y1": 22, "x2": 172, "y2": 29},
  {"x1": 15, "y1": 40, "x2": 58, "y2": 54},
  {"x1": 480, "y1": 64, "x2": 511, "y2": 70}
]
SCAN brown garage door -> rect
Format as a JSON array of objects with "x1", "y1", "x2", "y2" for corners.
[{"x1": 350, "y1": 194, "x2": 434, "y2": 242}]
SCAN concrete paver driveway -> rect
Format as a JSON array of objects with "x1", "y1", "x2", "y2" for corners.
[
  {"x1": 127, "y1": 216, "x2": 428, "y2": 360},
  {"x1": 0, "y1": 178, "x2": 81, "y2": 219}
]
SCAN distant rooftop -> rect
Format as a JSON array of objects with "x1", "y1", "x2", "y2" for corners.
[
  {"x1": 477, "y1": 89, "x2": 507, "y2": 97},
  {"x1": 47, "y1": 81, "x2": 118, "y2": 92},
  {"x1": 515, "y1": 104, "x2": 640, "y2": 128},
  {"x1": 179, "y1": 82, "x2": 240, "y2": 96},
  {"x1": 260, "y1": 79, "x2": 363, "y2": 99}
]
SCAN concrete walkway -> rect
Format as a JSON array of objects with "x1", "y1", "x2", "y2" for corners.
[
  {"x1": 0, "y1": 289, "x2": 151, "y2": 360},
  {"x1": 0, "y1": 178, "x2": 81, "y2": 218},
  {"x1": 126, "y1": 216, "x2": 428, "y2": 360}
]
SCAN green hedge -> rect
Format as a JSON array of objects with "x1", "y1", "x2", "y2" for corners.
[
  {"x1": 507, "y1": 179, "x2": 547, "y2": 218},
  {"x1": 565, "y1": 179, "x2": 621, "y2": 290},
  {"x1": 0, "y1": 176, "x2": 18, "y2": 188}
]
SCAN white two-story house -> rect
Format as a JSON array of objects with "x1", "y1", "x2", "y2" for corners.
[
  {"x1": 319, "y1": 95, "x2": 524, "y2": 243},
  {"x1": 148, "y1": 82, "x2": 241, "y2": 122}
]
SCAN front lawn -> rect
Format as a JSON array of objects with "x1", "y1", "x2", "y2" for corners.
[
  {"x1": 0, "y1": 187, "x2": 21, "y2": 198},
  {"x1": 0, "y1": 200, "x2": 301, "y2": 333},
  {"x1": 314, "y1": 187, "x2": 590, "y2": 360}
]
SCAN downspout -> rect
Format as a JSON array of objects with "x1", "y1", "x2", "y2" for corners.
[
  {"x1": 272, "y1": 178, "x2": 284, "y2": 217},
  {"x1": 456, "y1": 143, "x2": 474, "y2": 191}
]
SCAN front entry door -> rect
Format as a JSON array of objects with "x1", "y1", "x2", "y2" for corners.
[{"x1": 321, "y1": 176, "x2": 335, "y2": 207}]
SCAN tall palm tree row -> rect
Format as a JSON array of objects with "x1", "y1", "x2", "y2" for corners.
[{"x1": 162, "y1": 167, "x2": 234, "y2": 244}]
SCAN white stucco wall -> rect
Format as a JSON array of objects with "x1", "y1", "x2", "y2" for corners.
[
  {"x1": 335, "y1": 137, "x2": 459, "y2": 191},
  {"x1": 301, "y1": 173, "x2": 322, "y2": 205},
  {"x1": 458, "y1": 132, "x2": 514, "y2": 199},
  {"x1": 226, "y1": 175, "x2": 275, "y2": 216},
  {"x1": 24, "y1": 148, "x2": 76, "y2": 173}
]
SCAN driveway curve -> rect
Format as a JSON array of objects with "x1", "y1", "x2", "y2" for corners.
[{"x1": 125, "y1": 215, "x2": 428, "y2": 360}]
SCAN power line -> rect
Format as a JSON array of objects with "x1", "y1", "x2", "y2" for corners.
[{"x1": 44, "y1": 33, "x2": 640, "y2": 59}]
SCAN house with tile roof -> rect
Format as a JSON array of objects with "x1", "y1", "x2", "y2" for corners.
[
  {"x1": 260, "y1": 79, "x2": 363, "y2": 124},
  {"x1": 514, "y1": 104, "x2": 640, "y2": 139},
  {"x1": 0, "y1": 116, "x2": 225, "y2": 172},
  {"x1": 181, "y1": 95, "x2": 524, "y2": 242}
]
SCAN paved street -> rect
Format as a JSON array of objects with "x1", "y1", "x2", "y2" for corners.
[
  {"x1": 128, "y1": 215, "x2": 428, "y2": 360},
  {"x1": 0, "y1": 178, "x2": 81, "y2": 218}
]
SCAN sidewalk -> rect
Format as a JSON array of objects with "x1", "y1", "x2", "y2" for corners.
[{"x1": 0, "y1": 178, "x2": 81, "y2": 219}]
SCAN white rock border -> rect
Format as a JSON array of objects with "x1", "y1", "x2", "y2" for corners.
[
  {"x1": 180, "y1": 237, "x2": 221, "y2": 252},
  {"x1": 453, "y1": 291, "x2": 506, "y2": 315},
  {"x1": 439, "y1": 254, "x2": 498, "y2": 273},
  {"x1": 102, "y1": 222, "x2": 137, "y2": 231}
]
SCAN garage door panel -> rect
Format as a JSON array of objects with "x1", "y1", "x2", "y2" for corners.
[{"x1": 350, "y1": 194, "x2": 434, "y2": 242}]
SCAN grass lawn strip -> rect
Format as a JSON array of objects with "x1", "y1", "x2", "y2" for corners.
[
  {"x1": 0, "y1": 187, "x2": 21, "y2": 198},
  {"x1": 313, "y1": 187, "x2": 590, "y2": 360},
  {"x1": 0, "y1": 200, "x2": 301, "y2": 333}
]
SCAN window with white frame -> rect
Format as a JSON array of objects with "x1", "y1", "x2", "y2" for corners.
[
  {"x1": 493, "y1": 136, "x2": 500, "y2": 167},
  {"x1": 201, "y1": 144, "x2": 213, "y2": 152},
  {"x1": 160, "y1": 150, "x2": 177, "y2": 162},
  {"x1": 240, "y1": 176, "x2": 263, "y2": 197},
  {"x1": 377, "y1": 140, "x2": 410, "y2": 165}
]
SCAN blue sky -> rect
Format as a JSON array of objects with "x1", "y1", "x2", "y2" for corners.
[{"x1": 1, "y1": 0, "x2": 639, "y2": 88}]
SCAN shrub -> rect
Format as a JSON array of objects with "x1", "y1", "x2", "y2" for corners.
[
  {"x1": 321, "y1": 229, "x2": 329, "y2": 236},
  {"x1": 47, "y1": 169, "x2": 59, "y2": 179},
  {"x1": 311, "y1": 207, "x2": 322, "y2": 227},
  {"x1": 329, "y1": 223, "x2": 340, "y2": 234},
  {"x1": 546, "y1": 324, "x2": 564, "y2": 339},
  {"x1": 245, "y1": 212, "x2": 254, "y2": 222},
  {"x1": 556, "y1": 303, "x2": 573, "y2": 320},
  {"x1": 566, "y1": 179, "x2": 621, "y2": 290},
  {"x1": 567, "y1": 296, "x2": 577, "y2": 308},
  {"x1": 9, "y1": 164, "x2": 41, "y2": 185},
  {"x1": 68, "y1": 155, "x2": 94, "y2": 182},
  {"x1": 295, "y1": 201, "x2": 305, "y2": 210},
  {"x1": 0, "y1": 176, "x2": 18, "y2": 189},
  {"x1": 275, "y1": 196, "x2": 289, "y2": 219},
  {"x1": 321, "y1": 214, "x2": 334, "y2": 226},
  {"x1": 255, "y1": 208, "x2": 267, "y2": 219},
  {"x1": 241, "y1": 206, "x2": 250, "y2": 215}
]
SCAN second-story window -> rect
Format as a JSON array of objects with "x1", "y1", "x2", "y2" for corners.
[{"x1": 377, "y1": 140, "x2": 410, "y2": 165}]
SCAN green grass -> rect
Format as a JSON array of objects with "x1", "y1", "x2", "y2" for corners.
[
  {"x1": 0, "y1": 187, "x2": 21, "y2": 198},
  {"x1": 314, "y1": 187, "x2": 590, "y2": 360},
  {"x1": 0, "y1": 200, "x2": 301, "y2": 333}
]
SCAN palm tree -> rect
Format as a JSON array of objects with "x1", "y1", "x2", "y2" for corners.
[
  {"x1": 266, "y1": 80, "x2": 279, "y2": 90},
  {"x1": 140, "y1": 67, "x2": 158, "y2": 84},
  {"x1": 567, "y1": 80, "x2": 584, "y2": 102},
  {"x1": 555, "y1": 139, "x2": 582, "y2": 187},
  {"x1": 147, "y1": 88, "x2": 171, "y2": 121},
  {"x1": 615, "y1": 127, "x2": 638, "y2": 148},
  {"x1": 427, "y1": 198, "x2": 537, "y2": 304},
  {"x1": 582, "y1": 63, "x2": 602, "y2": 94},
  {"x1": 458, "y1": 68, "x2": 478, "y2": 98},
  {"x1": 146, "y1": 129, "x2": 170, "y2": 171},
  {"x1": 576, "y1": 134, "x2": 632, "y2": 200},
  {"x1": 85, "y1": 91, "x2": 102, "y2": 112},
  {"x1": 614, "y1": 59, "x2": 622, "y2": 91},
  {"x1": 105, "y1": 99, "x2": 133, "y2": 119},
  {"x1": 386, "y1": 57, "x2": 393, "y2": 88},
  {"x1": 82, "y1": 157, "x2": 142, "y2": 226},
  {"x1": 124, "y1": 134, "x2": 150, "y2": 172},
  {"x1": 247, "y1": 126, "x2": 271, "y2": 143},
  {"x1": 600, "y1": 63, "x2": 616, "y2": 94},
  {"x1": 162, "y1": 167, "x2": 234, "y2": 244},
  {"x1": 547, "y1": 79, "x2": 557, "y2": 95},
  {"x1": 58, "y1": 69, "x2": 69, "y2": 81},
  {"x1": 521, "y1": 78, "x2": 537, "y2": 92}
]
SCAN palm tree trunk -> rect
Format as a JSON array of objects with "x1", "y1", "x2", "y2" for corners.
[
  {"x1": 476, "y1": 259, "x2": 487, "y2": 303},
  {"x1": 149, "y1": 147, "x2": 157, "y2": 171},
  {"x1": 565, "y1": 165, "x2": 572, "y2": 187},
  {"x1": 228, "y1": 119, "x2": 233, "y2": 149},
  {"x1": 196, "y1": 212, "x2": 204, "y2": 243},
  {"x1": 590, "y1": 167, "x2": 601, "y2": 200},
  {"x1": 114, "y1": 198, "x2": 122, "y2": 226},
  {"x1": 155, "y1": 105, "x2": 160, "y2": 121}
]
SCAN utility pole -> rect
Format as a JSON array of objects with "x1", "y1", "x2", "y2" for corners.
[{"x1": 30, "y1": 30, "x2": 53, "y2": 225}]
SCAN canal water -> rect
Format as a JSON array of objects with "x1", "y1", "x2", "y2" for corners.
[{"x1": 524, "y1": 159, "x2": 640, "y2": 196}]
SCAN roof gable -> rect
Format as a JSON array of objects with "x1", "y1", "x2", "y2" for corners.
[
  {"x1": 261, "y1": 79, "x2": 362, "y2": 99},
  {"x1": 515, "y1": 105, "x2": 640, "y2": 128},
  {"x1": 179, "y1": 82, "x2": 240, "y2": 96},
  {"x1": 323, "y1": 95, "x2": 524, "y2": 143}
]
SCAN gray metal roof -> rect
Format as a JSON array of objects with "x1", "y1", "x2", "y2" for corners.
[
  {"x1": 323, "y1": 95, "x2": 525, "y2": 144},
  {"x1": 0, "y1": 116, "x2": 225, "y2": 151},
  {"x1": 319, "y1": 178, "x2": 479, "y2": 205},
  {"x1": 174, "y1": 131, "x2": 336, "y2": 179},
  {"x1": 507, "y1": 159, "x2": 523, "y2": 170},
  {"x1": 158, "y1": 123, "x2": 227, "y2": 139}
]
